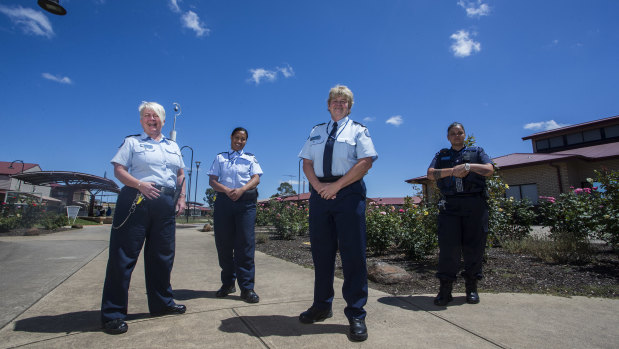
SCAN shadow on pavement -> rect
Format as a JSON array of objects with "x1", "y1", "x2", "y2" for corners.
[
  {"x1": 219, "y1": 315, "x2": 348, "y2": 337},
  {"x1": 13, "y1": 310, "x2": 150, "y2": 333},
  {"x1": 377, "y1": 295, "x2": 467, "y2": 312},
  {"x1": 173, "y1": 289, "x2": 218, "y2": 300}
]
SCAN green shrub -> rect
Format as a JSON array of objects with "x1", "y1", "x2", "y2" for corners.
[
  {"x1": 271, "y1": 198, "x2": 308, "y2": 239},
  {"x1": 366, "y1": 203, "x2": 400, "y2": 255},
  {"x1": 41, "y1": 212, "x2": 68, "y2": 230},
  {"x1": 590, "y1": 168, "x2": 619, "y2": 248},
  {"x1": 398, "y1": 197, "x2": 438, "y2": 260}
]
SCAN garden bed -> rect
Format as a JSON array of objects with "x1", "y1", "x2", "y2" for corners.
[{"x1": 255, "y1": 233, "x2": 619, "y2": 298}]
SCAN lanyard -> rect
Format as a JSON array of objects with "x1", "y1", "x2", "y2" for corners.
[{"x1": 326, "y1": 119, "x2": 349, "y2": 140}]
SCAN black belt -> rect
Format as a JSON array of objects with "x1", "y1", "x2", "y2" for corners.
[
  {"x1": 153, "y1": 184, "x2": 176, "y2": 196},
  {"x1": 318, "y1": 176, "x2": 342, "y2": 183}
]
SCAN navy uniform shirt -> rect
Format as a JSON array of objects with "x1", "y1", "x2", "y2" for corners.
[
  {"x1": 206, "y1": 149, "x2": 263, "y2": 189},
  {"x1": 298, "y1": 116, "x2": 378, "y2": 177},
  {"x1": 429, "y1": 146, "x2": 491, "y2": 195},
  {"x1": 111, "y1": 132, "x2": 185, "y2": 188}
]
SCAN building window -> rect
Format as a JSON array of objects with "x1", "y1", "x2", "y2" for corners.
[
  {"x1": 566, "y1": 132, "x2": 583, "y2": 145},
  {"x1": 549, "y1": 136, "x2": 564, "y2": 148},
  {"x1": 535, "y1": 139, "x2": 549, "y2": 151},
  {"x1": 506, "y1": 183, "x2": 538, "y2": 204},
  {"x1": 604, "y1": 125, "x2": 619, "y2": 138},
  {"x1": 583, "y1": 129, "x2": 601, "y2": 142}
]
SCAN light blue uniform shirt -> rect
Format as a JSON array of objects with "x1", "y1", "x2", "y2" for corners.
[
  {"x1": 299, "y1": 116, "x2": 378, "y2": 177},
  {"x1": 206, "y1": 149, "x2": 263, "y2": 189},
  {"x1": 111, "y1": 132, "x2": 185, "y2": 188}
]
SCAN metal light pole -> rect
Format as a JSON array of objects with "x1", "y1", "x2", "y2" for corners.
[
  {"x1": 180, "y1": 145, "x2": 194, "y2": 223},
  {"x1": 194, "y1": 161, "x2": 201, "y2": 218},
  {"x1": 170, "y1": 102, "x2": 181, "y2": 141},
  {"x1": 8, "y1": 160, "x2": 25, "y2": 192}
]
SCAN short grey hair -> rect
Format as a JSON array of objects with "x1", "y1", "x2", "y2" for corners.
[{"x1": 139, "y1": 101, "x2": 166, "y2": 122}]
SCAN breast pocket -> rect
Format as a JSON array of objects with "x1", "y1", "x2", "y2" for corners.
[
  {"x1": 336, "y1": 137, "x2": 357, "y2": 160},
  {"x1": 164, "y1": 148, "x2": 182, "y2": 171}
]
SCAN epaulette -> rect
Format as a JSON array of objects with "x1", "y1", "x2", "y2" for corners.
[
  {"x1": 312, "y1": 122, "x2": 326, "y2": 129},
  {"x1": 118, "y1": 134, "x2": 141, "y2": 148},
  {"x1": 352, "y1": 120, "x2": 367, "y2": 127},
  {"x1": 439, "y1": 148, "x2": 450, "y2": 154},
  {"x1": 245, "y1": 152, "x2": 254, "y2": 156},
  {"x1": 218, "y1": 151, "x2": 227, "y2": 155}
]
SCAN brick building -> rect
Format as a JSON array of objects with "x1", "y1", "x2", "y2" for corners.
[{"x1": 407, "y1": 115, "x2": 619, "y2": 203}]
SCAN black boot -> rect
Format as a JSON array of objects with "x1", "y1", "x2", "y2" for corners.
[
  {"x1": 465, "y1": 278, "x2": 480, "y2": 304},
  {"x1": 433, "y1": 280, "x2": 453, "y2": 306}
]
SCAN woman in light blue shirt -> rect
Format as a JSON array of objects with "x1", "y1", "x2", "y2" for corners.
[
  {"x1": 101, "y1": 101, "x2": 187, "y2": 335},
  {"x1": 207, "y1": 127, "x2": 263, "y2": 303}
]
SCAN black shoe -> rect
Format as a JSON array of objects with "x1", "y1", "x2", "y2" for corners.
[
  {"x1": 299, "y1": 306, "x2": 333, "y2": 324},
  {"x1": 102, "y1": 319, "x2": 128, "y2": 335},
  {"x1": 465, "y1": 279, "x2": 480, "y2": 304},
  {"x1": 434, "y1": 280, "x2": 454, "y2": 306},
  {"x1": 348, "y1": 318, "x2": 368, "y2": 342},
  {"x1": 240, "y1": 289, "x2": 260, "y2": 303},
  {"x1": 216, "y1": 284, "x2": 236, "y2": 298},
  {"x1": 151, "y1": 304, "x2": 186, "y2": 316}
]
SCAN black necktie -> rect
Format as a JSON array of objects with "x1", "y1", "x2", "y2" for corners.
[{"x1": 323, "y1": 122, "x2": 338, "y2": 177}]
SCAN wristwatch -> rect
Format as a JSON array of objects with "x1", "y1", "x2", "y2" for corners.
[{"x1": 464, "y1": 163, "x2": 470, "y2": 171}]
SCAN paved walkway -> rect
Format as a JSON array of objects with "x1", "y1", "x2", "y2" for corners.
[{"x1": 0, "y1": 225, "x2": 617, "y2": 348}]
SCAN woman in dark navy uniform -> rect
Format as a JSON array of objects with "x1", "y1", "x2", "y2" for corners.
[
  {"x1": 298, "y1": 85, "x2": 378, "y2": 342},
  {"x1": 101, "y1": 101, "x2": 187, "y2": 334},
  {"x1": 207, "y1": 127, "x2": 263, "y2": 303},
  {"x1": 427, "y1": 122, "x2": 494, "y2": 306}
]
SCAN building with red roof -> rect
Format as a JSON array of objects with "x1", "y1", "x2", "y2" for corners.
[{"x1": 407, "y1": 114, "x2": 619, "y2": 203}]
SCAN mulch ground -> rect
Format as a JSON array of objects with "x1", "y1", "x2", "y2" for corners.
[{"x1": 255, "y1": 233, "x2": 619, "y2": 298}]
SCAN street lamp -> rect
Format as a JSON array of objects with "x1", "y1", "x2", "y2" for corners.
[
  {"x1": 181, "y1": 145, "x2": 194, "y2": 223},
  {"x1": 8, "y1": 160, "x2": 25, "y2": 192},
  {"x1": 194, "y1": 161, "x2": 201, "y2": 216},
  {"x1": 38, "y1": 0, "x2": 67, "y2": 15},
  {"x1": 170, "y1": 102, "x2": 181, "y2": 141}
]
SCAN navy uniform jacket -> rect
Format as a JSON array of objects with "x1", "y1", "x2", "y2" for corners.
[{"x1": 429, "y1": 146, "x2": 491, "y2": 196}]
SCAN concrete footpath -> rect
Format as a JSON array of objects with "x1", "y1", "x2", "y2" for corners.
[{"x1": 0, "y1": 225, "x2": 617, "y2": 348}]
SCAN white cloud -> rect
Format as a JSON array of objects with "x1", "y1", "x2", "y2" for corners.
[
  {"x1": 363, "y1": 116, "x2": 376, "y2": 123},
  {"x1": 248, "y1": 64, "x2": 295, "y2": 85},
  {"x1": 450, "y1": 30, "x2": 481, "y2": 57},
  {"x1": 523, "y1": 120, "x2": 568, "y2": 131},
  {"x1": 277, "y1": 64, "x2": 295, "y2": 78},
  {"x1": 181, "y1": 10, "x2": 209, "y2": 37},
  {"x1": 42, "y1": 73, "x2": 73, "y2": 84},
  {"x1": 0, "y1": 5, "x2": 54, "y2": 38},
  {"x1": 169, "y1": 0, "x2": 182, "y2": 13},
  {"x1": 457, "y1": 0, "x2": 490, "y2": 18},
  {"x1": 386, "y1": 115, "x2": 403, "y2": 127}
]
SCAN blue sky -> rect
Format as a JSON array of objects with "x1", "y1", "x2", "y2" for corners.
[{"x1": 1, "y1": 0, "x2": 618, "y2": 203}]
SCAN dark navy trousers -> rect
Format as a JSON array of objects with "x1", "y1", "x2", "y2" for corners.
[
  {"x1": 213, "y1": 194, "x2": 257, "y2": 291},
  {"x1": 309, "y1": 180, "x2": 368, "y2": 320},
  {"x1": 101, "y1": 186, "x2": 177, "y2": 323},
  {"x1": 436, "y1": 195, "x2": 488, "y2": 281}
]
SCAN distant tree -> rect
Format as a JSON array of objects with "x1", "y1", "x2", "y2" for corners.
[
  {"x1": 271, "y1": 182, "x2": 297, "y2": 198},
  {"x1": 205, "y1": 188, "x2": 216, "y2": 207}
]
